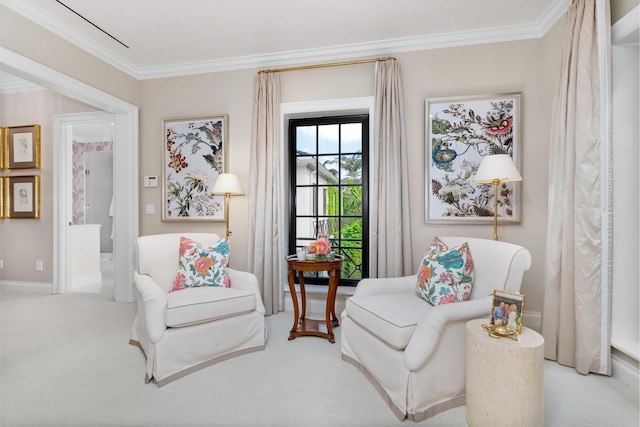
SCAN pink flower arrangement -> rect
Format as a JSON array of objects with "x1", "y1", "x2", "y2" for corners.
[{"x1": 309, "y1": 236, "x2": 331, "y2": 255}]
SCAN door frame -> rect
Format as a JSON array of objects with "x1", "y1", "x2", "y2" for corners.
[
  {"x1": 53, "y1": 111, "x2": 115, "y2": 294},
  {"x1": 1, "y1": 47, "x2": 139, "y2": 302}
]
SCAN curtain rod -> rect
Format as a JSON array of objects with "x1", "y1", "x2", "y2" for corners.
[{"x1": 258, "y1": 57, "x2": 395, "y2": 74}]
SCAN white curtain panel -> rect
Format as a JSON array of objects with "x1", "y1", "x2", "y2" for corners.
[
  {"x1": 370, "y1": 59, "x2": 413, "y2": 277},
  {"x1": 542, "y1": 0, "x2": 612, "y2": 375},
  {"x1": 248, "y1": 72, "x2": 283, "y2": 315}
]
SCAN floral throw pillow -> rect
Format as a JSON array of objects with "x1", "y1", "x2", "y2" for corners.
[
  {"x1": 416, "y1": 237, "x2": 474, "y2": 305},
  {"x1": 171, "y1": 236, "x2": 230, "y2": 292}
]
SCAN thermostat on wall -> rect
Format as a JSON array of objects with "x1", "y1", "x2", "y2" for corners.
[{"x1": 144, "y1": 176, "x2": 158, "y2": 187}]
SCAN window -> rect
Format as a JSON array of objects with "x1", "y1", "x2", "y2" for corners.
[{"x1": 288, "y1": 114, "x2": 369, "y2": 285}]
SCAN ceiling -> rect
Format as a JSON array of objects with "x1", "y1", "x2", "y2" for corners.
[{"x1": 1, "y1": 0, "x2": 570, "y2": 81}]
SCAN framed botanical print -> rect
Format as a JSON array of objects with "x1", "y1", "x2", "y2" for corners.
[
  {"x1": 4, "y1": 124, "x2": 41, "y2": 169},
  {"x1": 425, "y1": 93, "x2": 521, "y2": 223},
  {"x1": 161, "y1": 115, "x2": 228, "y2": 222}
]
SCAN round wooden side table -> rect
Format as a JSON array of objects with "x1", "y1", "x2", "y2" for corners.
[
  {"x1": 286, "y1": 254, "x2": 343, "y2": 344},
  {"x1": 465, "y1": 318, "x2": 545, "y2": 427}
]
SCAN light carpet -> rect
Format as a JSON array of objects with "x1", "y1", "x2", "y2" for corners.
[{"x1": 0, "y1": 291, "x2": 638, "y2": 426}]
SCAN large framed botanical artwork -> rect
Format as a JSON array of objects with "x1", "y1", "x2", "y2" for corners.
[
  {"x1": 425, "y1": 93, "x2": 521, "y2": 224},
  {"x1": 162, "y1": 115, "x2": 228, "y2": 222}
]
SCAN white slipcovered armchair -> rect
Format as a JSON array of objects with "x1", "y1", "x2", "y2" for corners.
[
  {"x1": 341, "y1": 236, "x2": 531, "y2": 421},
  {"x1": 129, "y1": 233, "x2": 266, "y2": 386}
]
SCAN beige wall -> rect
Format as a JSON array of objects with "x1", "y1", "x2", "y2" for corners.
[
  {"x1": 0, "y1": 90, "x2": 99, "y2": 282},
  {"x1": 137, "y1": 33, "x2": 565, "y2": 318},
  {"x1": 0, "y1": 4, "x2": 568, "y2": 319}
]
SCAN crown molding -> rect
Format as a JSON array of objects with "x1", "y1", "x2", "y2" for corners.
[
  {"x1": 2, "y1": 0, "x2": 569, "y2": 81},
  {"x1": 612, "y1": 5, "x2": 639, "y2": 45}
]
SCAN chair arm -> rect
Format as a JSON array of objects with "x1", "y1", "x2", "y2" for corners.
[
  {"x1": 133, "y1": 271, "x2": 168, "y2": 344},
  {"x1": 228, "y1": 268, "x2": 266, "y2": 315},
  {"x1": 353, "y1": 275, "x2": 416, "y2": 297},
  {"x1": 403, "y1": 296, "x2": 493, "y2": 371}
]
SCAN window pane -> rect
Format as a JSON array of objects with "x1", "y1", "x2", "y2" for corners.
[
  {"x1": 341, "y1": 186, "x2": 362, "y2": 216},
  {"x1": 339, "y1": 217, "x2": 363, "y2": 245},
  {"x1": 296, "y1": 217, "x2": 316, "y2": 240},
  {"x1": 296, "y1": 187, "x2": 316, "y2": 216},
  {"x1": 296, "y1": 126, "x2": 316, "y2": 154},
  {"x1": 318, "y1": 124, "x2": 339, "y2": 154},
  {"x1": 341, "y1": 123, "x2": 362, "y2": 153},
  {"x1": 318, "y1": 155, "x2": 339, "y2": 183},
  {"x1": 339, "y1": 248, "x2": 362, "y2": 279},
  {"x1": 340, "y1": 154, "x2": 362, "y2": 182},
  {"x1": 296, "y1": 156, "x2": 317, "y2": 184}
]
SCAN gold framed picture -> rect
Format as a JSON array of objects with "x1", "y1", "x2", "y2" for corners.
[
  {"x1": 4, "y1": 124, "x2": 41, "y2": 169},
  {"x1": 4, "y1": 175, "x2": 40, "y2": 219},
  {"x1": 0, "y1": 177, "x2": 4, "y2": 218},
  {"x1": 490, "y1": 289, "x2": 525, "y2": 335},
  {"x1": 0, "y1": 127, "x2": 5, "y2": 169}
]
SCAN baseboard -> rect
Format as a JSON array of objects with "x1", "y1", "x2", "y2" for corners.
[
  {"x1": 612, "y1": 348, "x2": 640, "y2": 394},
  {"x1": 0, "y1": 280, "x2": 52, "y2": 294},
  {"x1": 523, "y1": 310, "x2": 541, "y2": 332}
]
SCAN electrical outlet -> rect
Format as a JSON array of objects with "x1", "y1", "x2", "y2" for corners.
[{"x1": 36, "y1": 260, "x2": 43, "y2": 271}]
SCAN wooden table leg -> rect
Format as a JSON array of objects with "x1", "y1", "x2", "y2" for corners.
[{"x1": 288, "y1": 267, "x2": 299, "y2": 340}]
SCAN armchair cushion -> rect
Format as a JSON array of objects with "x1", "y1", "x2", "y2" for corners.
[
  {"x1": 171, "y1": 236, "x2": 230, "y2": 292},
  {"x1": 345, "y1": 293, "x2": 429, "y2": 350},
  {"x1": 165, "y1": 286, "x2": 257, "y2": 328},
  {"x1": 416, "y1": 237, "x2": 474, "y2": 305}
]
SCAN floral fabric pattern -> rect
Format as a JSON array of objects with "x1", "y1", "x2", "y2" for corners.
[
  {"x1": 416, "y1": 237, "x2": 474, "y2": 305},
  {"x1": 171, "y1": 236, "x2": 230, "y2": 292}
]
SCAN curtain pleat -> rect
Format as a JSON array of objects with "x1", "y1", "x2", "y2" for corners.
[
  {"x1": 370, "y1": 59, "x2": 413, "y2": 277},
  {"x1": 542, "y1": 0, "x2": 612, "y2": 375},
  {"x1": 247, "y1": 72, "x2": 283, "y2": 315}
]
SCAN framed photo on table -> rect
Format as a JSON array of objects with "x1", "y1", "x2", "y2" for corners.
[
  {"x1": 425, "y1": 93, "x2": 521, "y2": 224},
  {"x1": 162, "y1": 115, "x2": 228, "y2": 222},
  {"x1": 4, "y1": 175, "x2": 40, "y2": 219},
  {"x1": 4, "y1": 124, "x2": 41, "y2": 169},
  {"x1": 490, "y1": 289, "x2": 525, "y2": 335}
]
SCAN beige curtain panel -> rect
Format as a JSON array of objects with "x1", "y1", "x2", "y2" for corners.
[
  {"x1": 370, "y1": 59, "x2": 413, "y2": 278},
  {"x1": 248, "y1": 72, "x2": 283, "y2": 315},
  {"x1": 542, "y1": 0, "x2": 612, "y2": 376}
]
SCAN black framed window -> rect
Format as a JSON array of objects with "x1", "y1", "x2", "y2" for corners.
[{"x1": 288, "y1": 115, "x2": 369, "y2": 285}]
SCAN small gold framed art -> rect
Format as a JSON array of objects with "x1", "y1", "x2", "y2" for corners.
[{"x1": 490, "y1": 289, "x2": 525, "y2": 335}]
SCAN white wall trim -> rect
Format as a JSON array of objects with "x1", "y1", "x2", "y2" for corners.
[
  {"x1": 1, "y1": 47, "x2": 139, "y2": 302},
  {"x1": 612, "y1": 5, "x2": 640, "y2": 45},
  {"x1": 2, "y1": 0, "x2": 570, "y2": 80},
  {"x1": 0, "y1": 280, "x2": 52, "y2": 294},
  {"x1": 612, "y1": 350, "x2": 640, "y2": 394}
]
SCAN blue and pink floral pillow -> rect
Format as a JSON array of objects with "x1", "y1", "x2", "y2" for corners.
[
  {"x1": 416, "y1": 237, "x2": 474, "y2": 305},
  {"x1": 171, "y1": 236, "x2": 230, "y2": 292}
]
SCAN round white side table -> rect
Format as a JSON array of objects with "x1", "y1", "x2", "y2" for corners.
[{"x1": 466, "y1": 318, "x2": 544, "y2": 427}]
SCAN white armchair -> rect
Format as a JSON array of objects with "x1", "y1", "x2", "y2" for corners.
[
  {"x1": 340, "y1": 236, "x2": 531, "y2": 422},
  {"x1": 129, "y1": 233, "x2": 266, "y2": 386}
]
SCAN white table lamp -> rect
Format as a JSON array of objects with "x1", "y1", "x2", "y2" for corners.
[
  {"x1": 211, "y1": 173, "x2": 244, "y2": 239},
  {"x1": 473, "y1": 154, "x2": 522, "y2": 240}
]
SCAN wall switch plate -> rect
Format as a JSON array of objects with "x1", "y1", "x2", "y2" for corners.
[
  {"x1": 145, "y1": 204, "x2": 155, "y2": 215},
  {"x1": 0, "y1": 259, "x2": 3, "y2": 269},
  {"x1": 36, "y1": 260, "x2": 43, "y2": 271},
  {"x1": 144, "y1": 176, "x2": 158, "y2": 187}
]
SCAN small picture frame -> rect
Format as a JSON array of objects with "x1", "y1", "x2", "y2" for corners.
[
  {"x1": 490, "y1": 289, "x2": 525, "y2": 335},
  {"x1": 4, "y1": 124, "x2": 41, "y2": 169},
  {"x1": 4, "y1": 175, "x2": 40, "y2": 219},
  {"x1": 0, "y1": 127, "x2": 5, "y2": 169},
  {"x1": 0, "y1": 177, "x2": 4, "y2": 218}
]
